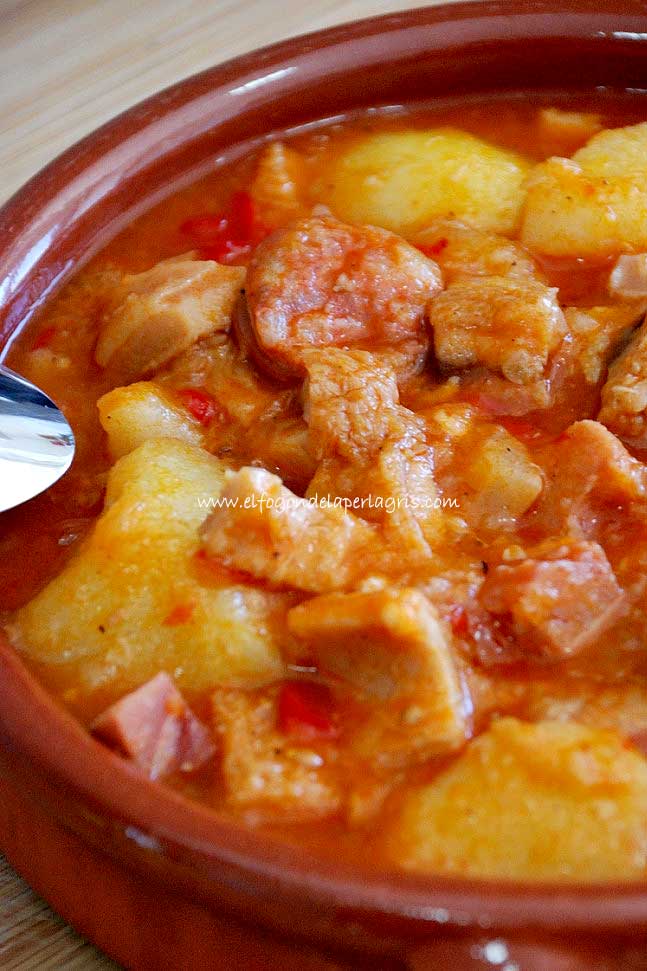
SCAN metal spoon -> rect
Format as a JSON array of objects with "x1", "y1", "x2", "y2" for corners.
[{"x1": 0, "y1": 364, "x2": 75, "y2": 513}]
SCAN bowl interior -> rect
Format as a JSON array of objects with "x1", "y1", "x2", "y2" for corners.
[{"x1": 3, "y1": 0, "x2": 647, "y2": 950}]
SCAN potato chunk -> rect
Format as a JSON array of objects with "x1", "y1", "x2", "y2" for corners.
[
  {"x1": 461, "y1": 426, "x2": 543, "y2": 524},
  {"x1": 599, "y1": 319, "x2": 647, "y2": 446},
  {"x1": 288, "y1": 588, "x2": 466, "y2": 766},
  {"x1": 12, "y1": 439, "x2": 287, "y2": 713},
  {"x1": 200, "y1": 466, "x2": 382, "y2": 594},
  {"x1": 212, "y1": 686, "x2": 341, "y2": 820},
  {"x1": 98, "y1": 381, "x2": 204, "y2": 458},
  {"x1": 522, "y1": 123, "x2": 647, "y2": 257},
  {"x1": 316, "y1": 130, "x2": 530, "y2": 236},
  {"x1": 383, "y1": 717, "x2": 647, "y2": 880},
  {"x1": 431, "y1": 276, "x2": 566, "y2": 383},
  {"x1": 95, "y1": 258, "x2": 245, "y2": 382}
]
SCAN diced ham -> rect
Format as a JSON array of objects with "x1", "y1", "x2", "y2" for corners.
[
  {"x1": 287, "y1": 587, "x2": 467, "y2": 767},
  {"x1": 479, "y1": 540, "x2": 626, "y2": 661},
  {"x1": 199, "y1": 466, "x2": 383, "y2": 594},
  {"x1": 212, "y1": 686, "x2": 341, "y2": 820},
  {"x1": 239, "y1": 214, "x2": 441, "y2": 381},
  {"x1": 92, "y1": 672, "x2": 214, "y2": 779},
  {"x1": 430, "y1": 275, "x2": 567, "y2": 384},
  {"x1": 95, "y1": 257, "x2": 245, "y2": 382}
]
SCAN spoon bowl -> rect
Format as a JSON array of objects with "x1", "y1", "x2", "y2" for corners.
[{"x1": 0, "y1": 364, "x2": 75, "y2": 512}]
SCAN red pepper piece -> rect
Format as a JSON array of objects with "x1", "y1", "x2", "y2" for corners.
[
  {"x1": 498, "y1": 417, "x2": 542, "y2": 441},
  {"x1": 176, "y1": 388, "x2": 218, "y2": 426},
  {"x1": 32, "y1": 326, "x2": 57, "y2": 350},
  {"x1": 418, "y1": 237, "x2": 449, "y2": 259},
  {"x1": 278, "y1": 681, "x2": 338, "y2": 742},
  {"x1": 449, "y1": 604, "x2": 469, "y2": 636},
  {"x1": 179, "y1": 213, "x2": 228, "y2": 242},
  {"x1": 180, "y1": 191, "x2": 269, "y2": 264},
  {"x1": 163, "y1": 602, "x2": 195, "y2": 626}
]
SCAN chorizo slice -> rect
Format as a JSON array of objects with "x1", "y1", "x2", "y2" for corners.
[{"x1": 240, "y1": 214, "x2": 442, "y2": 381}]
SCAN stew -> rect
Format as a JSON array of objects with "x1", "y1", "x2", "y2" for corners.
[{"x1": 4, "y1": 93, "x2": 647, "y2": 881}]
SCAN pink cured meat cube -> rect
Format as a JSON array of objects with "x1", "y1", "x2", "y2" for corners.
[{"x1": 92, "y1": 672, "x2": 214, "y2": 780}]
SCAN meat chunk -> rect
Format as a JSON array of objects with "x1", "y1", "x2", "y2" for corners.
[
  {"x1": 535, "y1": 108, "x2": 602, "y2": 155},
  {"x1": 241, "y1": 215, "x2": 441, "y2": 381},
  {"x1": 609, "y1": 255, "x2": 647, "y2": 299},
  {"x1": 538, "y1": 420, "x2": 647, "y2": 537},
  {"x1": 565, "y1": 304, "x2": 642, "y2": 385},
  {"x1": 479, "y1": 539, "x2": 626, "y2": 661},
  {"x1": 599, "y1": 319, "x2": 647, "y2": 445},
  {"x1": 199, "y1": 466, "x2": 381, "y2": 594},
  {"x1": 288, "y1": 588, "x2": 467, "y2": 766},
  {"x1": 430, "y1": 276, "x2": 566, "y2": 383},
  {"x1": 302, "y1": 348, "x2": 401, "y2": 462},
  {"x1": 249, "y1": 141, "x2": 306, "y2": 228},
  {"x1": 302, "y1": 347, "x2": 445, "y2": 555},
  {"x1": 96, "y1": 258, "x2": 245, "y2": 382},
  {"x1": 92, "y1": 672, "x2": 214, "y2": 780},
  {"x1": 383, "y1": 718, "x2": 647, "y2": 880},
  {"x1": 414, "y1": 218, "x2": 539, "y2": 284},
  {"x1": 212, "y1": 686, "x2": 341, "y2": 820}
]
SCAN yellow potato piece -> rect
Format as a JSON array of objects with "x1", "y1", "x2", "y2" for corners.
[
  {"x1": 315, "y1": 129, "x2": 531, "y2": 237},
  {"x1": 383, "y1": 717, "x2": 647, "y2": 881},
  {"x1": 98, "y1": 381, "x2": 204, "y2": 458},
  {"x1": 12, "y1": 439, "x2": 287, "y2": 714},
  {"x1": 521, "y1": 122, "x2": 647, "y2": 257}
]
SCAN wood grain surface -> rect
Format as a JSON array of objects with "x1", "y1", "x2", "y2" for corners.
[{"x1": 0, "y1": 0, "x2": 444, "y2": 966}]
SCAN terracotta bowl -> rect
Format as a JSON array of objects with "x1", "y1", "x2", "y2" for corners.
[{"x1": 3, "y1": 2, "x2": 647, "y2": 967}]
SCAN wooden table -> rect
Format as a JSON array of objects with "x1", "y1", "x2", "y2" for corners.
[{"x1": 0, "y1": 0, "x2": 444, "y2": 966}]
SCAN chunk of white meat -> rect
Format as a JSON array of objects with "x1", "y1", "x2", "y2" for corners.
[
  {"x1": 538, "y1": 420, "x2": 647, "y2": 539},
  {"x1": 302, "y1": 348, "x2": 401, "y2": 462},
  {"x1": 288, "y1": 588, "x2": 467, "y2": 767},
  {"x1": 564, "y1": 304, "x2": 643, "y2": 384},
  {"x1": 199, "y1": 466, "x2": 383, "y2": 594},
  {"x1": 535, "y1": 107, "x2": 602, "y2": 155},
  {"x1": 240, "y1": 214, "x2": 440, "y2": 381},
  {"x1": 249, "y1": 141, "x2": 307, "y2": 228},
  {"x1": 383, "y1": 718, "x2": 647, "y2": 880},
  {"x1": 609, "y1": 255, "x2": 647, "y2": 300},
  {"x1": 97, "y1": 381, "x2": 204, "y2": 458},
  {"x1": 314, "y1": 129, "x2": 531, "y2": 237},
  {"x1": 599, "y1": 319, "x2": 647, "y2": 446},
  {"x1": 212, "y1": 686, "x2": 341, "y2": 820},
  {"x1": 95, "y1": 258, "x2": 245, "y2": 382},
  {"x1": 430, "y1": 276, "x2": 566, "y2": 384},
  {"x1": 11, "y1": 439, "x2": 288, "y2": 714},
  {"x1": 479, "y1": 539, "x2": 626, "y2": 661},
  {"x1": 413, "y1": 217, "x2": 539, "y2": 284},
  {"x1": 521, "y1": 123, "x2": 647, "y2": 257}
]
